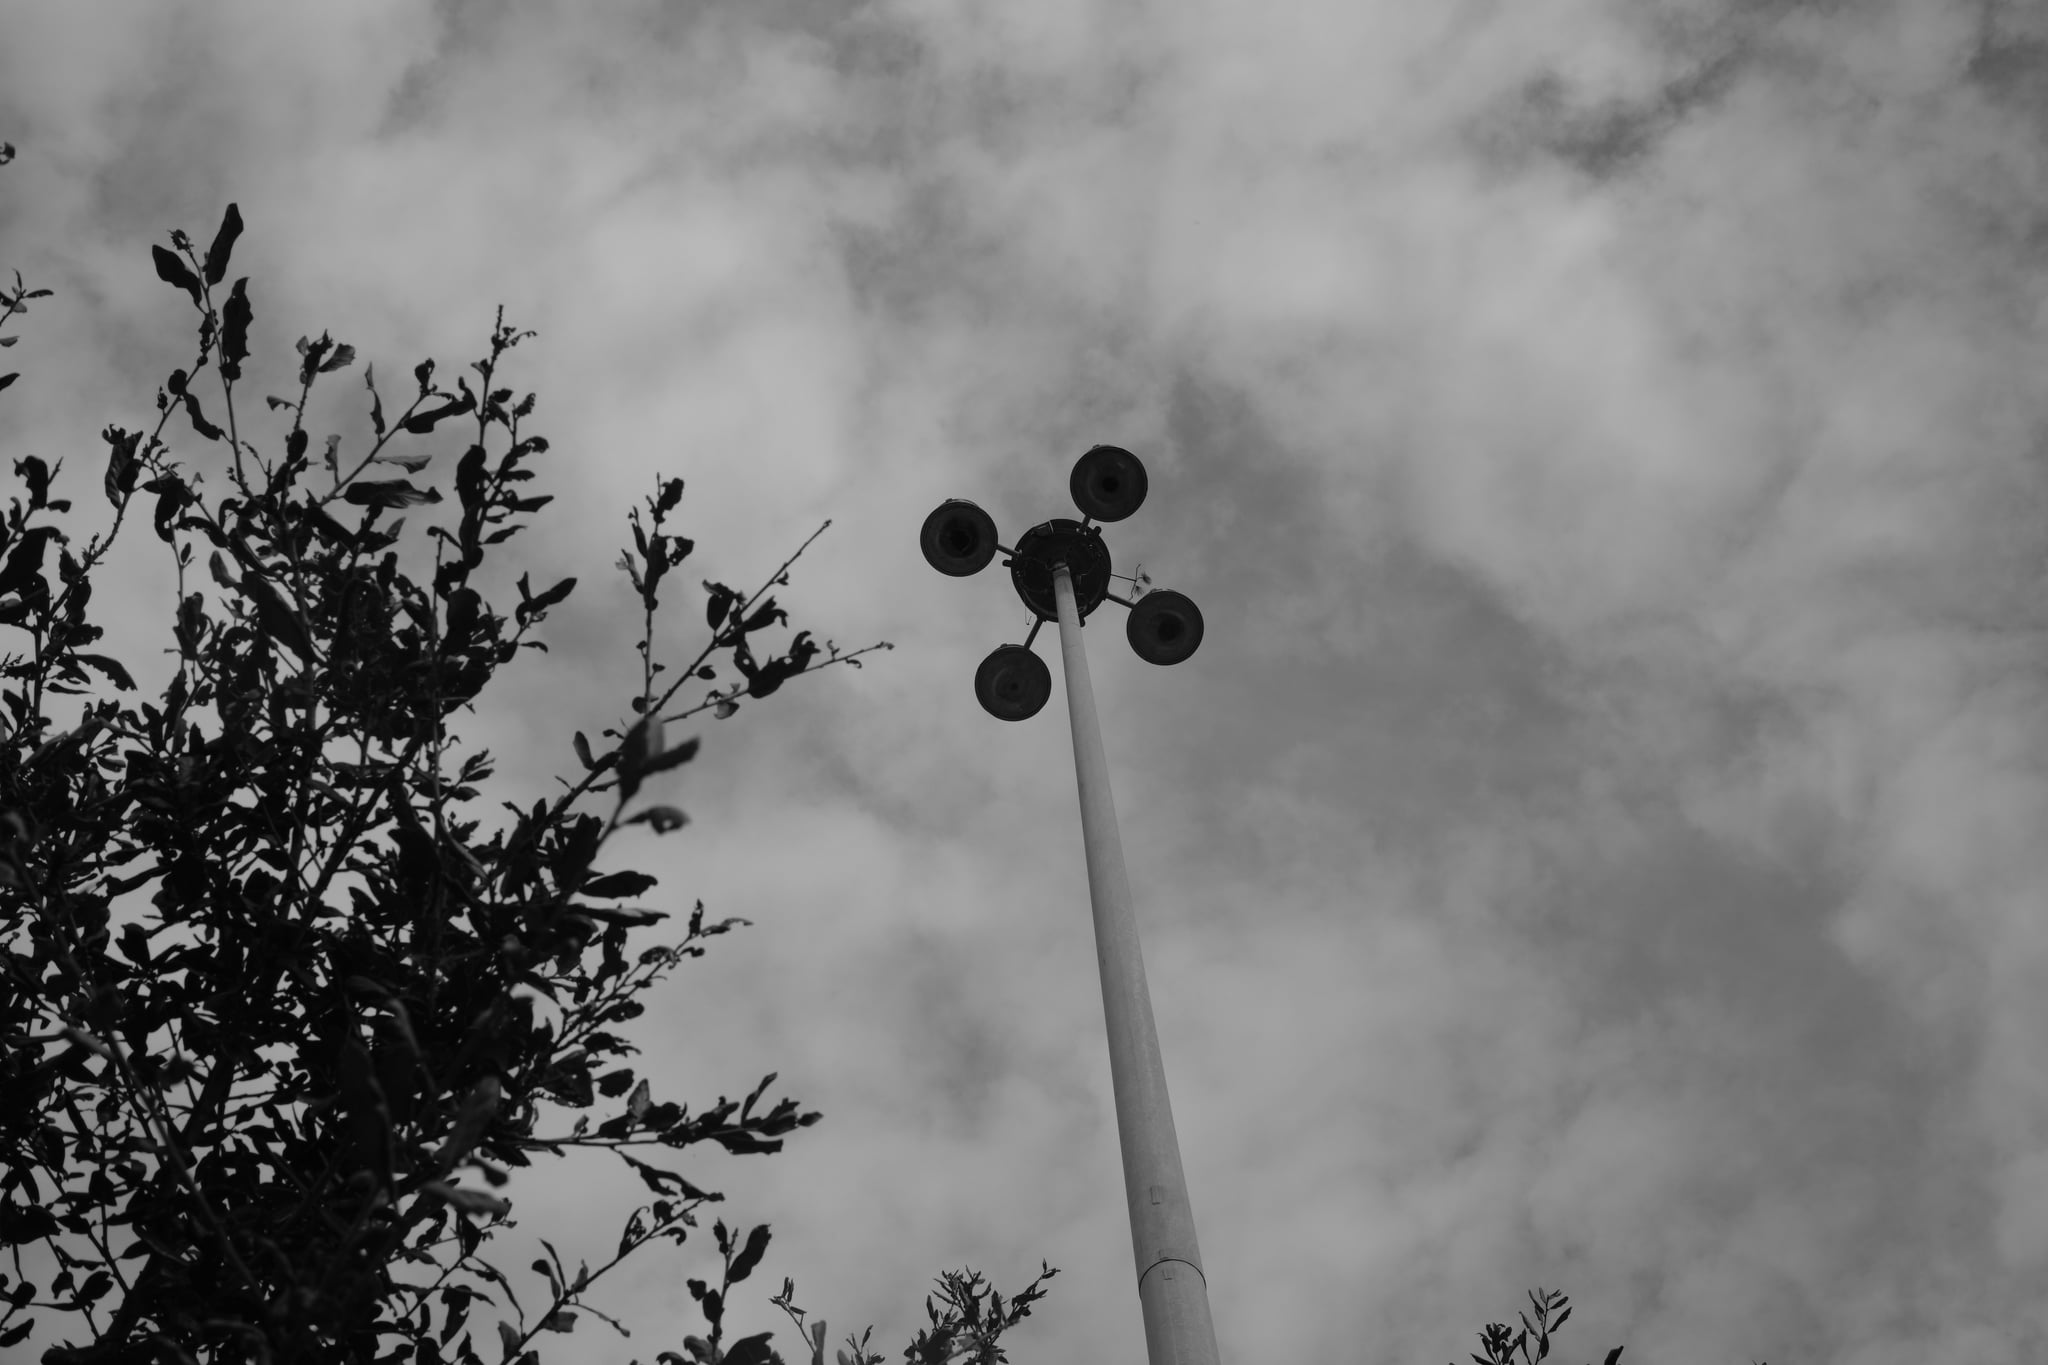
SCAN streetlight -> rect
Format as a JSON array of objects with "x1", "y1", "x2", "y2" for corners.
[{"x1": 919, "y1": 445, "x2": 1219, "y2": 1365}]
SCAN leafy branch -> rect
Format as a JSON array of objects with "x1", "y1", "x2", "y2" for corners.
[{"x1": 0, "y1": 197, "x2": 1047, "y2": 1365}]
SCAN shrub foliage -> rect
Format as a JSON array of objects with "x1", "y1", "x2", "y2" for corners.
[{"x1": 0, "y1": 199, "x2": 1055, "y2": 1365}]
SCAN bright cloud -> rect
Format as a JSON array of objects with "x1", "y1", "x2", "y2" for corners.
[{"x1": 3, "y1": 0, "x2": 2046, "y2": 1361}]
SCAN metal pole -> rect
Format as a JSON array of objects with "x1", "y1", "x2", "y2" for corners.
[{"x1": 1051, "y1": 562, "x2": 1221, "y2": 1365}]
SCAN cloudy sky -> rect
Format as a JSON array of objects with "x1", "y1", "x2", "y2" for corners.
[{"x1": 6, "y1": 0, "x2": 2048, "y2": 1361}]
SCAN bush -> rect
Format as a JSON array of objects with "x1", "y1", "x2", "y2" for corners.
[
  {"x1": 1454, "y1": 1288, "x2": 1621, "y2": 1365},
  {"x1": 0, "y1": 192, "x2": 1054, "y2": 1365}
]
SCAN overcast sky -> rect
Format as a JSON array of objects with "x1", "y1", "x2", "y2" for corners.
[{"x1": 5, "y1": 1, "x2": 2048, "y2": 1362}]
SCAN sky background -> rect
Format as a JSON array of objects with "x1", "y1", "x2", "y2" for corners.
[{"x1": 4, "y1": 1, "x2": 2048, "y2": 1362}]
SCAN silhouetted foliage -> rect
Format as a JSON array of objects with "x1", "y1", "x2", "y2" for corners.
[
  {"x1": 1455, "y1": 1287, "x2": 1770, "y2": 1365},
  {"x1": 1454, "y1": 1288, "x2": 1618, "y2": 1365},
  {"x1": 0, "y1": 189, "x2": 1054, "y2": 1365}
]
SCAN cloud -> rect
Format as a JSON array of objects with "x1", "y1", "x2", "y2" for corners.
[{"x1": 3, "y1": 0, "x2": 2047, "y2": 1361}]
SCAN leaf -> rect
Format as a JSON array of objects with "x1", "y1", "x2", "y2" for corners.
[
  {"x1": 617, "y1": 715, "x2": 663, "y2": 803},
  {"x1": 741, "y1": 1072, "x2": 779, "y2": 1117},
  {"x1": 740, "y1": 598, "x2": 785, "y2": 634},
  {"x1": 727, "y1": 1224, "x2": 771, "y2": 1285},
  {"x1": 320, "y1": 342, "x2": 357, "y2": 373},
  {"x1": 710, "y1": 1128, "x2": 785, "y2": 1156},
  {"x1": 201, "y1": 203, "x2": 243, "y2": 285},
  {"x1": 583, "y1": 870, "x2": 658, "y2": 899},
  {"x1": 219, "y1": 277, "x2": 252, "y2": 381},
  {"x1": 245, "y1": 576, "x2": 313, "y2": 660},
  {"x1": 60, "y1": 1027, "x2": 112, "y2": 1059},
  {"x1": 403, "y1": 394, "x2": 475, "y2": 434},
  {"x1": 0, "y1": 336, "x2": 13, "y2": 347},
  {"x1": 181, "y1": 390, "x2": 223, "y2": 441},
  {"x1": 580, "y1": 905, "x2": 666, "y2": 928},
  {"x1": 628, "y1": 1079, "x2": 651, "y2": 1121},
  {"x1": 423, "y1": 1181, "x2": 511, "y2": 1218},
  {"x1": 745, "y1": 667, "x2": 785, "y2": 697},
  {"x1": 152, "y1": 244, "x2": 202, "y2": 307},
  {"x1": 436, "y1": 1075, "x2": 501, "y2": 1171},
  {"x1": 705, "y1": 581, "x2": 740, "y2": 631},
  {"x1": 444, "y1": 586, "x2": 482, "y2": 650},
  {"x1": 723, "y1": 1333, "x2": 780, "y2": 1365},
  {"x1": 13, "y1": 454, "x2": 49, "y2": 508},
  {"x1": 338, "y1": 1038, "x2": 391, "y2": 1184},
  {"x1": 0, "y1": 1201, "x2": 61, "y2": 1241},
  {"x1": 367, "y1": 364, "x2": 387, "y2": 435},
  {"x1": 620, "y1": 1153, "x2": 708, "y2": 1200},
  {"x1": 376, "y1": 453, "x2": 432, "y2": 472},
  {"x1": 74, "y1": 654, "x2": 135, "y2": 690},
  {"x1": 456, "y1": 442, "x2": 488, "y2": 509},
  {"x1": 343, "y1": 479, "x2": 443, "y2": 509},
  {"x1": 498, "y1": 1320, "x2": 520, "y2": 1359},
  {"x1": 102, "y1": 426, "x2": 142, "y2": 506},
  {"x1": 0, "y1": 525, "x2": 56, "y2": 596},
  {"x1": 541, "y1": 1312, "x2": 577, "y2": 1333},
  {"x1": 714, "y1": 700, "x2": 739, "y2": 720},
  {"x1": 0, "y1": 373, "x2": 16, "y2": 393},
  {"x1": 634, "y1": 736, "x2": 700, "y2": 784},
  {"x1": 623, "y1": 805, "x2": 688, "y2": 834},
  {"x1": 147, "y1": 476, "x2": 191, "y2": 543},
  {"x1": 529, "y1": 576, "x2": 575, "y2": 613}
]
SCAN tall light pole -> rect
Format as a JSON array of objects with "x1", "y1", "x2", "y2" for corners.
[{"x1": 919, "y1": 446, "x2": 1219, "y2": 1365}]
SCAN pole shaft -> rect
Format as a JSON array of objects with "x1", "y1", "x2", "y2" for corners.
[{"x1": 1051, "y1": 564, "x2": 1222, "y2": 1365}]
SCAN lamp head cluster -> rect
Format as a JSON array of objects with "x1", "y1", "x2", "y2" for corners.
[{"x1": 919, "y1": 445, "x2": 1205, "y2": 720}]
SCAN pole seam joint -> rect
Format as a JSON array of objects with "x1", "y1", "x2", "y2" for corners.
[{"x1": 1138, "y1": 1256, "x2": 1208, "y2": 1288}]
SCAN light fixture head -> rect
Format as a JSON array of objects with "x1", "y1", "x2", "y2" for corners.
[
  {"x1": 1126, "y1": 589, "x2": 1203, "y2": 665},
  {"x1": 1069, "y1": 445, "x2": 1148, "y2": 523},
  {"x1": 920, "y1": 499, "x2": 1000, "y2": 577},
  {"x1": 974, "y1": 643, "x2": 1052, "y2": 720}
]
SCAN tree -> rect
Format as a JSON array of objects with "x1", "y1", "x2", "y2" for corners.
[
  {"x1": 1452, "y1": 1287, "x2": 1769, "y2": 1365},
  {"x1": 1454, "y1": 1288, "x2": 1622, "y2": 1365},
  {"x1": 0, "y1": 186, "x2": 1057, "y2": 1365}
]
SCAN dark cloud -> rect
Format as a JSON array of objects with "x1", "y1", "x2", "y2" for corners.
[
  {"x1": 1471, "y1": 51, "x2": 1747, "y2": 180},
  {"x1": 6, "y1": 1, "x2": 2048, "y2": 1361},
  {"x1": 1967, "y1": 25, "x2": 2048, "y2": 118}
]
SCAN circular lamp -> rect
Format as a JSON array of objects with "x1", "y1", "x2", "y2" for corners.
[
  {"x1": 1069, "y1": 445, "x2": 1148, "y2": 523},
  {"x1": 920, "y1": 499, "x2": 1000, "y2": 577},
  {"x1": 1126, "y1": 589, "x2": 1203, "y2": 665},
  {"x1": 974, "y1": 644, "x2": 1052, "y2": 720}
]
